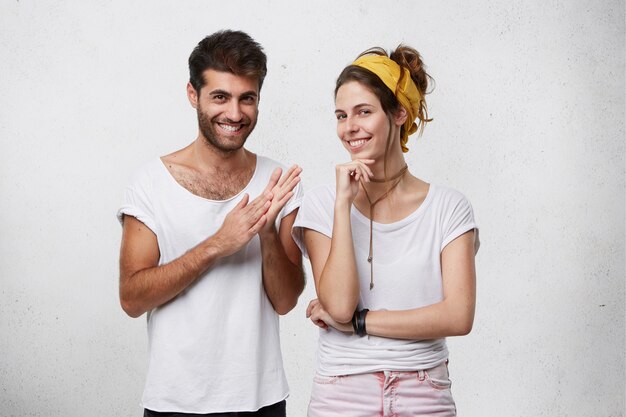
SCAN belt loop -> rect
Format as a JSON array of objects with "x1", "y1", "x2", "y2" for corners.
[{"x1": 417, "y1": 369, "x2": 426, "y2": 381}]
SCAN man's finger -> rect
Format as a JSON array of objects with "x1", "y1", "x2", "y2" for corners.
[
  {"x1": 250, "y1": 214, "x2": 268, "y2": 235},
  {"x1": 251, "y1": 200, "x2": 271, "y2": 223},
  {"x1": 275, "y1": 175, "x2": 300, "y2": 201},
  {"x1": 276, "y1": 191, "x2": 294, "y2": 208},
  {"x1": 263, "y1": 167, "x2": 282, "y2": 194},
  {"x1": 235, "y1": 193, "x2": 250, "y2": 211},
  {"x1": 244, "y1": 191, "x2": 272, "y2": 214},
  {"x1": 277, "y1": 165, "x2": 300, "y2": 188}
]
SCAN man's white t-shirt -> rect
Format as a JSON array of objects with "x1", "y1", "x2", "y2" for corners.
[
  {"x1": 292, "y1": 183, "x2": 478, "y2": 376},
  {"x1": 117, "y1": 156, "x2": 302, "y2": 413}
]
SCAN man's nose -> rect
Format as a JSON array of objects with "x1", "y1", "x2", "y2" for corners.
[{"x1": 224, "y1": 101, "x2": 243, "y2": 122}]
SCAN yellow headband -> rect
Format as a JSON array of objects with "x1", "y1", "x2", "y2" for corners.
[{"x1": 352, "y1": 55, "x2": 421, "y2": 152}]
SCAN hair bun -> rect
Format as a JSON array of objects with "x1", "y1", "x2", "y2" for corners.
[
  {"x1": 390, "y1": 45, "x2": 433, "y2": 133},
  {"x1": 390, "y1": 45, "x2": 432, "y2": 97}
]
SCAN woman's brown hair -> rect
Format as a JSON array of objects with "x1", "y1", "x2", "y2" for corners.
[{"x1": 335, "y1": 45, "x2": 434, "y2": 179}]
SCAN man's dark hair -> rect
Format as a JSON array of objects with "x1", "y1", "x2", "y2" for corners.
[{"x1": 188, "y1": 30, "x2": 267, "y2": 94}]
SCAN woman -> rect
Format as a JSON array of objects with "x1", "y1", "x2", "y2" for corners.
[{"x1": 292, "y1": 45, "x2": 479, "y2": 416}]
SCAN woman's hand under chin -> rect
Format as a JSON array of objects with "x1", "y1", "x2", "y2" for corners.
[
  {"x1": 306, "y1": 298, "x2": 354, "y2": 334},
  {"x1": 334, "y1": 159, "x2": 375, "y2": 205}
]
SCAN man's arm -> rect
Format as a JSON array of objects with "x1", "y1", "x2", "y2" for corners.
[
  {"x1": 254, "y1": 165, "x2": 304, "y2": 315},
  {"x1": 259, "y1": 209, "x2": 304, "y2": 315},
  {"x1": 119, "y1": 192, "x2": 272, "y2": 318}
]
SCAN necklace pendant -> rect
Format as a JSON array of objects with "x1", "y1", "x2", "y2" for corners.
[
  {"x1": 369, "y1": 282, "x2": 374, "y2": 290},
  {"x1": 367, "y1": 256, "x2": 372, "y2": 263}
]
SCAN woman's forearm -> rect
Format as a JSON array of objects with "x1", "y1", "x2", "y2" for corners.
[{"x1": 317, "y1": 200, "x2": 361, "y2": 323}]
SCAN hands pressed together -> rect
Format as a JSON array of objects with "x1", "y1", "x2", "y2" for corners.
[{"x1": 212, "y1": 165, "x2": 302, "y2": 257}]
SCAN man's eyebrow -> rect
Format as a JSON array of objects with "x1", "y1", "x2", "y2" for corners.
[
  {"x1": 207, "y1": 89, "x2": 258, "y2": 99},
  {"x1": 208, "y1": 89, "x2": 232, "y2": 97},
  {"x1": 240, "y1": 91, "x2": 259, "y2": 98}
]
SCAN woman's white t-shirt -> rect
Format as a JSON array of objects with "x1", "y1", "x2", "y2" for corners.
[{"x1": 292, "y1": 183, "x2": 479, "y2": 376}]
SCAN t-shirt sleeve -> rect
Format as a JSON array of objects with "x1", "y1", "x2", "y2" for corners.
[
  {"x1": 441, "y1": 191, "x2": 479, "y2": 253},
  {"x1": 116, "y1": 169, "x2": 157, "y2": 235},
  {"x1": 291, "y1": 186, "x2": 334, "y2": 259}
]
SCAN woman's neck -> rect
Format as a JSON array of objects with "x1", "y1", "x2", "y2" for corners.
[{"x1": 365, "y1": 148, "x2": 407, "y2": 181}]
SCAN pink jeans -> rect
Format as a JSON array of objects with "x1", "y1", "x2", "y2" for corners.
[{"x1": 307, "y1": 362, "x2": 456, "y2": 417}]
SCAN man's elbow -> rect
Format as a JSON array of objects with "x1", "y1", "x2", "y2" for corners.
[
  {"x1": 275, "y1": 285, "x2": 304, "y2": 315},
  {"x1": 120, "y1": 293, "x2": 144, "y2": 318},
  {"x1": 275, "y1": 273, "x2": 305, "y2": 315},
  {"x1": 274, "y1": 298, "x2": 298, "y2": 316}
]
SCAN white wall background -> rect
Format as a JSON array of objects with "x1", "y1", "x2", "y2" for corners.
[{"x1": 1, "y1": 1, "x2": 624, "y2": 416}]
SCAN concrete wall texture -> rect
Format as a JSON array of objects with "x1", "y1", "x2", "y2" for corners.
[{"x1": 0, "y1": 1, "x2": 624, "y2": 416}]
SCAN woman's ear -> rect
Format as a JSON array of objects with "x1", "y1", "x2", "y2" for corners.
[{"x1": 394, "y1": 106, "x2": 408, "y2": 126}]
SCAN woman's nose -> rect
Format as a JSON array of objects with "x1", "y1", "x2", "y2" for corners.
[{"x1": 346, "y1": 117, "x2": 359, "y2": 133}]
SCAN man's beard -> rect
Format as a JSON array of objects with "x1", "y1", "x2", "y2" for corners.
[{"x1": 197, "y1": 107, "x2": 256, "y2": 154}]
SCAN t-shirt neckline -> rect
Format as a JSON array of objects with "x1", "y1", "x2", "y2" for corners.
[
  {"x1": 350, "y1": 184, "x2": 435, "y2": 232},
  {"x1": 156, "y1": 155, "x2": 260, "y2": 203}
]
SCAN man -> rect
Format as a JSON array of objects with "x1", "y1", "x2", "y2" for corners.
[{"x1": 117, "y1": 30, "x2": 304, "y2": 416}]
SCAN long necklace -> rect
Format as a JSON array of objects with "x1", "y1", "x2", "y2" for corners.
[{"x1": 360, "y1": 164, "x2": 408, "y2": 290}]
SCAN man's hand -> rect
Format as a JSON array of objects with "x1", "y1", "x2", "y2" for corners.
[
  {"x1": 260, "y1": 165, "x2": 302, "y2": 233},
  {"x1": 211, "y1": 191, "x2": 273, "y2": 257}
]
